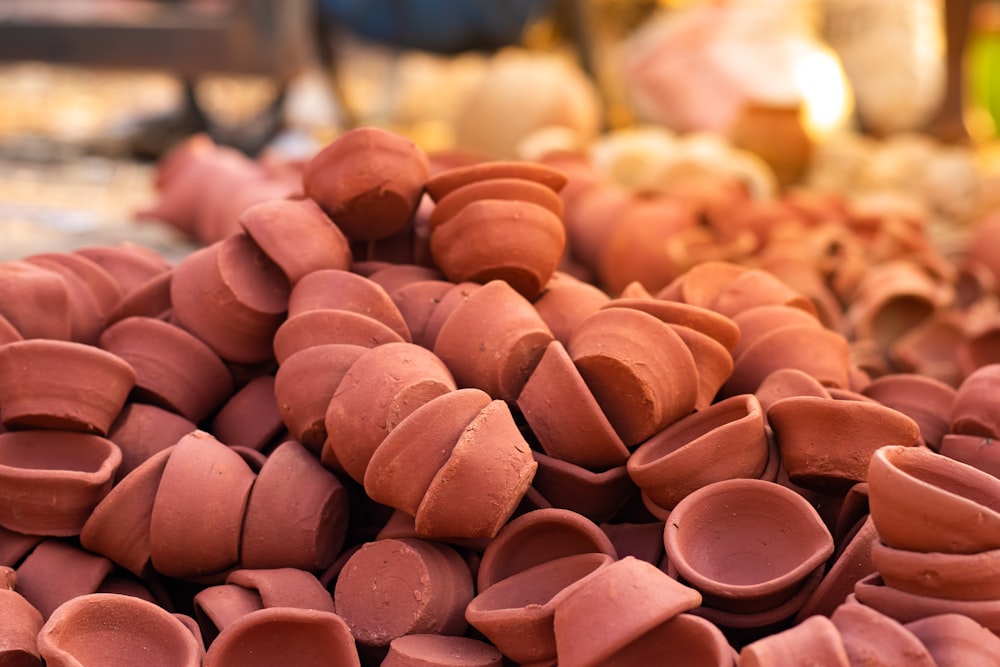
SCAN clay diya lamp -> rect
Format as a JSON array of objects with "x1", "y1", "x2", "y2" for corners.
[
  {"x1": 861, "y1": 373, "x2": 956, "y2": 450},
  {"x1": 0, "y1": 260, "x2": 72, "y2": 340},
  {"x1": 567, "y1": 308, "x2": 698, "y2": 447},
  {"x1": 427, "y1": 176, "x2": 563, "y2": 232},
  {"x1": 728, "y1": 304, "x2": 822, "y2": 362},
  {"x1": 829, "y1": 601, "x2": 935, "y2": 667},
  {"x1": 28, "y1": 251, "x2": 123, "y2": 324},
  {"x1": 939, "y1": 433, "x2": 1000, "y2": 478},
  {"x1": 628, "y1": 394, "x2": 769, "y2": 511},
  {"x1": 664, "y1": 479, "x2": 834, "y2": 614},
  {"x1": 477, "y1": 507, "x2": 617, "y2": 591},
  {"x1": 239, "y1": 198, "x2": 352, "y2": 285},
  {"x1": 845, "y1": 260, "x2": 944, "y2": 351},
  {"x1": 365, "y1": 264, "x2": 444, "y2": 295},
  {"x1": 421, "y1": 281, "x2": 479, "y2": 350},
  {"x1": 905, "y1": 613, "x2": 1000, "y2": 666},
  {"x1": 552, "y1": 556, "x2": 703, "y2": 667},
  {"x1": 563, "y1": 181, "x2": 632, "y2": 271},
  {"x1": 149, "y1": 431, "x2": 256, "y2": 578},
  {"x1": 303, "y1": 126, "x2": 429, "y2": 241},
  {"x1": 210, "y1": 375, "x2": 283, "y2": 452},
  {"x1": 193, "y1": 584, "x2": 264, "y2": 644},
  {"x1": 107, "y1": 403, "x2": 195, "y2": 482},
  {"x1": 241, "y1": 440, "x2": 349, "y2": 571},
  {"x1": 25, "y1": 254, "x2": 105, "y2": 344},
  {"x1": 170, "y1": 232, "x2": 290, "y2": 364},
  {"x1": 323, "y1": 342, "x2": 456, "y2": 482},
  {"x1": 530, "y1": 452, "x2": 635, "y2": 523},
  {"x1": 105, "y1": 270, "x2": 173, "y2": 325},
  {"x1": 0, "y1": 526, "x2": 42, "y2": 568},
  {"x1": 466, "y1": 552, "x2": 613, "y2": 665},
  {"x1": 656, "y1": 260, "x2": 746, "y2": 308},
  {"x1": 0, "y1": 582, "x2": 43, "y2": 666},
  {"x1": 531, "y1": 271, "x2": 610, "y2": 346},
  {"x1": 226, "y1": 567, "x2": 335, "y2": 612},
  {"x1": 14, "y1": 540, "x2": 112, "y2": 620},
  {"x1": 950, "y1": 363, "x2": 1000, "y2": 438},
  {"x1": 794, "y1": 516, "x2": 879, "y2": 622},
  {"x1": 37, "y1": 593, "x2": 202, "y2": 667},
  {"x1": 382, "y1": 634, "x2": 502, "y2": 667},
  {"x1": 333, "y1": 538, "x2": 473, "y2": 648},
  {"x1": 425, "y1": 160, "x2": 567, "y2": 201},
  {"x1": 388, "y1": 279, "x2": 456, "y2": 349},
  {"x1": 871, "y1": 540, "x2": 1000, "y2": 601},
  {"x1": 738, "y1": 615, "x2": 849, "y2": 667},
  {"x1": 99, "y1": 316, "x2": 234, "y2": 423},
  {"x1": 853, "y1": 572, "x2": 1000, "y2": 633},
  {"x1": 0, "y1": 430, "x2": 121, "y2": 536},
  {"x1": 709, "y1": 268, "x2": 816, "y2": 319},
  {"x1": 75, "y1": 243, "x2": 173, "y2": 295},
  {"x1": 0, "y1": 312, "x2": 22, "y2": 345},
  {"x1": 516, "y1": 341, "x2": 629, "y2": 471},
  {"x1": 433, "y1": 279, "x2": 554, "y2": 403},
  {"x1": 867, "y1": 445, "x2": 1000, "y2": 553},
  {"x1": 604, "y1": 297, "x2": 742, "y2": 352},
  {"x1": 593, "y1": 613, "x2": 736, "y2": 667},
  {"x1": 80, "y1": 446, "x2": 174, "y2": 577},
  {"x1": 272, "y1": 308, "x2": 406, "y2": 363},
  {"x1": 0, "y1": 339, "x2": 135, "y2": 435},
  {"x1": 767, "y1": 396, "x2": 921, "y2": 492},
  {"x1": 287, "y1": 269, "x2": 411, "y2": 342},
  {"x1": 754, "y1": 368, "x2": 831, "y2": 414}
]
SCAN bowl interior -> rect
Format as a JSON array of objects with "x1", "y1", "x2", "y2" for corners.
[
  {"x1": 0, "y1": 433, "x2": 113, "y2": 474},
  {"x1": 893, "y1": 450, "x2": 1000, "y2": 515}
]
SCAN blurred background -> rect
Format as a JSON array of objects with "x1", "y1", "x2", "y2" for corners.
[{"x1": 1, "y1": 0, "x2": 999, "y2": 260}]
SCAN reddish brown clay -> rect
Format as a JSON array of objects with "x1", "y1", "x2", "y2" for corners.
[
  {"x1": 0, "y1": 584, "x2": 43, "y2": 667},
  {"x1": 739, "y1": 615, "x2": 849, "y2": 667},
  {"x1": 382, "y1": 634, "x2": 502, "y2": 667},
  {"x1": 0, "y1": 260, "x2": 72, "y2": 340},
  {"x1": 951, "y1": 364, "x2": 1000, "y2": 438},
  {"x1": 905, "y1": 613, "x2": 1000, "y2": 667},
  {"x1": 287, "y1": 269, "x2": 411, "y2": 341},
  {"x1": 272, "y1": 309, "x2": 406, "y2": 363},
  {"x1": 107, "y1": 403, "x2": 195, "y2": 482},
  {"x1": 425, "y1": 161, "x2": 567, "y2": 202},
  {"x1": 939, "y1": 433, "x2": 1000, "y2": 478},
  {"x1": 14, "y1": 540, "x2": 112, "y2": 620},
  {"x1": 532, "y1": 271, "x2": 610, "y2": 347},
  {"x1": 871, "y1": 539, "x2": 1000, "y2": 601},
  {"x1": 830, "y1": 601, "x2": 936, "y2": 667}
]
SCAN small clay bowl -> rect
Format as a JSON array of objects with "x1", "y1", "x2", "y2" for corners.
[
  {"x1": 210, "y1": 375, "x2": 283, "y2": 452},
  {"x1": 532, "y1": 272, "x2": 610, "y2": 347},
  {"x1": 107, "y1": 403, "x2": 195, "y2": 482},
  {"x1": 664, "y1": 479, "x2": 834, "y2": 614},
  {"x1": 105, "y1": 269, "x2": 173, "y2": 325},
  {"x1": 382, "y1": 634, "x2": 502, "y2": 667},
  {"x1": 830, "y1": 601, "x2": 936, "y2": 667},
  {"x1": 951, "y1": 364, "x2": 1000, "y2": 438},
  {"x1": 28, "y1": 251, "x2": 123, "y2": 324},
  {"x1": 729, "y1": 303, "x2": 822, "y2": 361},
  {"x1": 425, "y1": 161, "x2": 567, "y2": 201},
  {"x1": 25, "y1": 253, "x2": 105, "y2": 344},
  {"x1": 905, "y1": 613, "x2": 1000, "y2": 667},
  {"x1": 867, "y1": 445, "x2": 1000, "y2": 554},
  {"x1": 724, "y1": 324, "x2": 851, "y2": 396},
  {"x1": 0, "y1": 260, "x2": 72, "y2": 340},
  {"x1": 754, "y1": 367, "x2": 831, "y2": 414},
  {"x1": 287, "y1": 269, "x2": 411, "y2": 341},
  {"x1": 14, "y1": 540, "x2": 113, "y2": 620},
  {"x1": 365, "y1": 264, "x2": 444, "y2": 295},
  {"x1": 871, "y1": 540, "x2": 1000, "y2": 601},
  {"x1": 738, "y1": 615, "x2": 849, "y2": 667},
  {"x1": 596, "y1": 613, "x2": 736, "y2": 667},
  {"x1": 939, "y1": 433, "x2": 1000, "y2": 478},
  {"x1": 668, "y1": 324, "x2": 735, "y2": 410},
  {"x1": 0, "y1": 430, "x2": 121, "y2": 536},
  {"x1": 272, "y1": 309, "x2": 406, "y2": 363},
  {"x1": 711, "y1": 268, "x2": 817, "y2": 319},
  {"x1": 428, "y1": 177, "x2": 564, "y2": 231},
  {"x1": 388, "y1": 279, "x2": 456, "y2": 349},
  {"x1": 854, "y1": 572, "x2": 1000, "y2": 633},
  {"x1": 0, "y1": 312, "x2": 22, "y2": 345},
  {"x1": 530, "y1": 452, "x2": 635, "y2": 524},
  {"x1": 603, "y1": 298, "x2": 741, "y2": 352},
  {"x1": 628, "y1": 393, "x2": 769, "y2": 510},
  {"x1": 862, "y1": 373, "x2": 956, "y2": 450},
  {"x1": 793, "y1": 516, "x2": 878, "y2": 622},
  {"x1": 76, "y1": 243, "x2": 172, "y2": 295},
  {"x1": 203, "y1": 607, "x2": 360, "y2": 667},
  {"x1": 0, "y1": 339, "x2": 136, "y2": 435},
  {"x1": 38, "y1": 593, "x2": 201, "y2": 667},
  {"x1": 0, "y1": 586, "x2": 43, "y2": 666}
]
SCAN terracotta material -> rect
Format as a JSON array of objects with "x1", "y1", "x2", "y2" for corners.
[
  {"x1": 657, "y1": 261, "x2": 747, "y2": 309},
  {"x1": 99, "y1": 316, "x2": 233, "y2": 423},
  {"x1": 149, "y1": 431, "x2": 256, "y2": 578},
  {"x1": 107, "y1": 403, "x2": 195, "y2": 482},
  {"x1": 14, "y1": 540, "x2": 112, "y2": 620},
  {"x1": 601, "y1": 521, "x2": 666, "y2": 565},
  {"x1": 754, "y1": 368, "x2": 831, "y2": 414},
  {"x1": 532, "y1": 272, "x2": 611, "y2": 347},
  {"x1": 241, "y1": 440, "x2": 349, "y2": 571},
  {"x1": 530, "y1": 452, "x2": 635, "y2": 523},
  {"x1": 365, "y1": 264, "x2": 445, "y2": 295},
  {"x1": 830, "y1": 601, "x2": 936, "y2": 667},
  {"x1": 421, "y1": 281, "x2": 479, "y2": 350},
  {"x1": 75, "y1": 243, "x2": 172, "y2": 295},
  {"x1": 382, "y1": 634, "x2": 502, "y2": 667},
  {"x1": 905, "y1": 613, "x2": 1000, "y2": 667},
  {"x1": 239, "y1": 198, "x2": 352, "y2": 285},
  {"x1": 767, "y1": 396, "x2": 921, "y2": 491},
  {"x1": 226, "y1": 567, "x2": 335, "y2": 611},
  {"x1": 950, "y1": 363, "x2": 1000, "y2": 438},
  {"x1": 862, "y1": 373, "x2": 956, "y2": 450},
  {"x1": 628, "y1": 394, "x2": 769, "y2": 510},
  {"x1": 477, "y1": 508, "x2": 617, "y2": 592},
  {"x1": 272, "y1": 309, "x2": 406, "y2": 363},
  {"x1": 466, "y1": 553, "x2": 613, "y2": 665},
  {"x1": 595, "y1": 613, "x2": 736, "y2": 667},
  {"x1": 105, "y1": 269, "x2": 173, "y2": 325},
  {"x1": 170, "y1": 233, "x2": 290, "y2": 364},
  {"x1": 287, "y1": 269, "x2": 411, "y2": 342},
  {"x1": 28, "y1": 251, "x2": 123, "y2": 324},
  {"x1": 193, "y1": 584, "x2": 264, "y2": 643},
  {"x1": 0, "y1": 339, "x2": 135, "y2": 434},
  {"x1": 728, "y1": 304, "x2": 822, "y2": 362},
  {"x1": 939, "y1": 433, "x2": 1000, "y2": 478},
  {"x1": 846, "y1": 260, "x2": 945, "y2": 350},
  {"x1": 517, "y1": 341, "x2": 629, "y2": 471},
  {"x1": 867, "y1": 445, "x2": 1000, "y2": 553},
  {"x1": 0, "y1": 585, "x2": 43, "y2": 667},
  {"x1": 738, "y1": 615, "x2": 849, "y2": 667},
  {"x1": 563, "y1": 182, "x2": 632, "y2": 270},
  {"x1": 0, "y1": 260, "x2": 72, "y2": 340},
  {"x1": 0, "y1": 527, "x2": 42, "y2": 569},
  {"x1": 389, "y1": 279, "x2": 457, "y2": 349},
  {"x1": 871, "y1": 539, "x2": 1000, "y2": 601},
  {"x1": 669, "y1": 324, "x2": 735, "y2": 410},
  {"x1": 853, "y1": 572, "x2": 1000, "y2": 633},
  {"x1": 425, "y1": 161, "x2": 567, "y2": 201},
  {"x1": 433, "y1": 279, "x2": 554, "y2": 403},
  {"x1": 25, "y1": 254, "x2": 105, "y2": 344},
  {"x1": 568, "y1": 308, "x2": 698, "y2": 447},
  {"x1": 0, "y1": 312, "x2": 22, "y2": 345},
  {"x1": 428, "y1": 177, "x2": 564, "y2": 231},
  {"x1": 710, "y1": 269, "x2": 816, "y2": 319},
  {"x1": 664, "y1": 479, "x2": 834, "y2": 614},
  {"x1": 333, "y1": 538, "x2": 473, "y2": 647},
  {"x1": 38, "y1": 593, "x2": 201, "y2": 667},
  {"x1": 724, "y1": 325, "x2": 851, "y2": 396},
  {"x1": 0, "y1": 430, "x2": 121, "y2": 536},
  {"x1": 211, "y1": 375, "x2": 283, "y2": 451},
  {"x1": 794, "y1": 516, "x2": 879, "y2": 622},
  {"x1": 552, "y1": 556, "x2": 702, "y2": 667},
  {"x1": 890, "y1": 314, "x2": 966, "y2": 387}
]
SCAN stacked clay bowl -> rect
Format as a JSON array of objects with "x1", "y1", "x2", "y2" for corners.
[{"x1": 6, "y1": 124, "x2": 1000, "y2": 663}]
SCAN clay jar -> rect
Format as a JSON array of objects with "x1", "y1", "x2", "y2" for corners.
[
  {"x1": 628, "y1": 393, "x2": 769, "y2": 511},
  {"x1": 99, "y1": 316, "x2": 234, "y2": 423},
  {"x1": 0, "y1": 339, "x2": 135, "y2": 435},
  {"x1": 333, "y1": 538, "x2": 473, "y2": 648},
  {"x1": 0, "y1": 430, "x2": 121, "y2": 536},
  {"x1": 37, "y1": 593, "x2": 201, "y2": 667},
  {"x1": 303, "y1": 126, "x2": 429, "y2": 241},
  {"x1": 867, "y1": 445, "x2": 1000, "y2": 553},
  {"x1": 664, "y1": 479, "x2": 834, "y2": 614},
  {"x1": 170, "y1": 232, "x2": 290, "y2": 364},
  {"x1": 381, "y1": 634, "x2": 502, "y2": 667},
  {"x1": 767, "y1": 396, "x2": 921, "y2": 491},
  {"x1": 950, "y1": 363, "x2": 1000, "y2": 438},
  {"x1": 871, "y1": 540, "x2": 1000, "y2": 601}
]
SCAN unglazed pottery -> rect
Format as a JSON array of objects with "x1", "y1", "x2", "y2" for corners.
[
  {"x1": 871, "y1": 539, "x2": 1000, "y2": 601},
  {"x1": 75, "y1": 243, "x2": 172, "y2": 295},
  {"x1": 724, "y1": 324, "x2": 851, "y2": 396},
  {"x1": 424, "y1": 161, "x2": 567, "y2": 202},
  {"x1": 939, "y1": 433, "x2": 1000, "y2": 478},
  {"x1": 287, "y1": 269, "x2": 411, "y2": 342},
  {"x1": 193, "y1": 583, "x2": 264, "y2": 643},
  {"x1": 381, "y1": 634, "x2": 502, "y2": 667},
  {"x1": 530, "y1": 452, "x2": 635, "y2": 524},
  {"x1": 830, "y1": 601, "x2": 935, "y2": 667},
  {"x1": 105, "y1": 269, "x2": 173, "y2": 324},
  {"x1": 0, "y1": 430, "x2": 121, "y2": 536},
  {"x1": 754, "y1": 368, "x2": 831, "y2": 413},
  {"x1": 853, "y1": 572, "x2": 1000, "y2": 633},
  {"x1": 0, "y1": 584, "x2": 43, "y2": 666},
  {"x1": 37, "y1": 593, "x2": 201, "y2": 667},
  {"x1": 594, "y1": 612, "x2": 736, "y2": 667},
  {"x1": 107, "y1": 403, "x2": 195, "y2": 482},
  {"x1": 0, "y1": 260, "x2": 72, "y2": 340},
  {"x1": 272, "y1": 309, "x2": 406, "y2": 363},
  {"x1": 528, "y1": 272, "x2": 611, "y2": 347},
  {"x1": 950, "y1": 363, "x2": 1000, "y2": 438},
  {"x1": 14, "y1": 540, "x2": 112, "y2": 620},
  {"x1": 861, "y1": 373, "x2": 956, "y2": 450},
  {"x1": 210, "y1": 374, "x2": 283, "y2": 451},
  {"x1": 25, "y1": 253, "x2": 105, "y2": 344},
  {"x1": 0, "y1": 339, "x2": 135, "y2": 435},
  {"x1": 428, "y1": 177, "x2": 564, "y2": 231},
  {"x1": 905, "y1": 613, "x2": 1000, "y2": 667},
  {"x1": 738, "y1": 615, "x2": 849, "y2": 667},
  {"x1": 389, "y1": 279, "x2": 457, "y2": 349}
]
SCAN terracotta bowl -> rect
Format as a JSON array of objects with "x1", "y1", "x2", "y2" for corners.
[
  {"x1": 272, "y1": 309, "x2": 406, "y2": 363},
  {"x1": 27, "y1": 251, "x2": 123, "y2": 326},
  {"x1": 105, "y1": 270, "x2": 172, "y2": 325},
  {"x1": 76, "y1": 243, "x2": 172, "y2": 295},
  {"x1": 14, "y1": 539, "x2": 113, "y2": 621},
  {"x1": 854, "y1": 572, "x2": 1000, "y2": 634},
  {"x1": 950, "y1": 363, "x2": 1000, "y2": 438},
  {"x1": 107, "y1": 403, "x2": 195, "y2": 482},
  {"x1": 905, "y1": 613, "x2": 1000, "y2": 666},
  {"x1": 830, "y1": 601, "x2": 935, "y2": 667},
  {"x1": 871, "y1": 540, "x2": 1000, "y2": 601},
  {"x1": 739, "y1": 615, "x2": 849, "y2": 667},
  {"x1": 425, "y1": 160, "x2": 567, "y2": 202},
  {"x1": 0, "y1": 586, "x2": 44, "y2": 666},
  {"x1": 728, "y1": 303, "x2": 822, "y2": 362},
  {"x1": 0, "y1": 430, "x2": 121, "y2": 536},
  {"x1": 0, "y1": 260, "x2": 72, "y2": 340},
  {"x1": 428, "y1": 176, "x2": 563, "y2": 232},
  {"x1": 388, "y1": 279, "x2": 456, "y2": 349},
  {"x1": 25, "y1": 253, "x2": 106, "y2": 344},
  {"x1": 37, "y1": 593, "x2": 201, "y2": 667},
  {"x1": 0, "y1": 339, "x2": 136, "y2": 435},
  {"x1": 382, "y1": 634, "x2": 502, "y2": 667},
  {"x1": 210, "y1": 375, "x2": 284, "y2": 452},
  {"x1": 664, "y1": 479, "x2": 834, "y2": 614},
  {"x1": 724, "y1": 324, "x2": 851, "y2": 396},
  {"x1": 530, "y1": 452, "x2": 635, "y2": 524},
  {"x1": 867, "y1": 445, "x2": 1000, "y2": 554},
  {"x1": 596, "y1": 613, "x2": 736, "y2": 667},
  {"x1": 939, "y1": 433, "x2": 1000, "y2": 479},
  {"x1": 287, "y1": 269, "x2": 411, "y2": 342}
]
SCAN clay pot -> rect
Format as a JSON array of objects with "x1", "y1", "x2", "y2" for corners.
[
  {"x1": 75, "y1": 243, "x2": 172, "y2": 295},
  {"x1": 767, "y1": 396, "x2": 921, "y2": 491},
  {"x1": 867, "y1": 445, "x2": 1000, "y2": 553},
  {"x1": 939, "y1": 433, "x2": 1000, "y2": 478},
  {"x1": 466, "y1": 552, "x2": 613, "y2": 665},
  {"x1": 594, "y1": 613, "x2": 736, "y2": 667},
  {"x1": 552, "y1": 556, "x2": 703, "y2": 667},
  {"x1": 603, "y1": 297, "x2": 742, "y2": 352},
  {"x1": 365, "y1": 264, "x2": 444, "y2": 294},
  {"x1": 664, "y1": 479, "x2": 834, "y2": 614},
  {"x1": 99, "y1": 316, "x2": 234, "y2": 423},
  {"x1": 210, "y1": 375, "x2": 283, "y2": 451},
  {"x1": 25, "y1": 254, "x2": 105, "y2": 345},
  {"x1": 738, "y1": 615, "x2": 849, "y2": 667},
  {"x1": 333, "y1": 538, "x2": 473, "y2": 648},
  {"x1": 287, "y1": 269, "x2": 411, "y2": 342},
  {"x1": 853, "y1": 572, "x2": 1000, "y2": 633},
  {"x1": 226, "y1": 567, "x2": 335, "y2": 612},
  {"x1": 149, "y1": 431, "x2": 256, "y2": 578},
  {"x1": 755, "y1": 368, "x2": 831, "y2": 414},
  {"x1": 861, "y1": 373, "x2": 956, "y2": 450},
  {"x1": 0, "y1": 430, "x2": 121, "y2": 536},
  {"x1": 477, "y1": 508, "x2": 617, "y2": 592},
  {"x1": 905, "y1": 613, "x2": 1000, "y2": 667},
  {"x1": 871, "y1": 540, "x2": 1000, "y2": 601},
  {"x1": 951, "y1": 364, "x2": 1000, "y2": 438},
  {"x1": 0, "y1": 312, "x2": 22, "y2": 345},
  {"x1": 845, "y1": 261, "x2": 944, "y2": 350},
  {"x1": 433, "y1": 279, "x2": 554, "y2": 403},
  {"x1": 0, "y1": 260, "x2": 72, "y2": 340},
  {"x1": 794, "y1": 516, "x2": 879, "y2": 622},
  {"x1": 239, "y1": 198, "x2": 352, "y2": 285},
  {"x1": 272, "y1": 309, "x2": 406, "y2": 363},
  {"x1": 389, "y1": 279, "x2": 457, "y2": 349},
  {"x1": 830, "y1": 601, "x2": 935, "y2": 667},
  {"x1": 14, "y1": 540, "x2": 112, "y2": 620},
  {"x1": 382, "y1": 634, "x2": 502, "y2": 667},
  {"x1": 0, "y1": 585, "x2": 43, "y2": 666},
  {"x1": 568, "y1": 308, "x2": 698, "y2": 447},
  {"x1": 531, "y1": 452, "x2": 635, "y2": 524},
  {"x1": 531, "y1": 272, "x2": 610, "y2": 346},
  {"x1": 170, "y1": 233, "x2": 290, "y2": 364},
  {"x1": 241, "y1": 440, "x2": 349, "y2": 571},
  {"x1": 193, "y1": 583, "x2": 264, "y2": 643},
  {"x1": 564, "y1": 182, "x2": 632, "y2": 271},
  {"x1": 303, "y1": 126, "x2": 429, "y2": 241},
  {"x1": 729, "y1": 304, "x2": 822, "y2": 362},
  {"x1": 628, "y1": 394, "x2": 769, "y2": 510},
  {"x1": 0, "y1": 339, "x2": 135, "y2": 435},
  {"x1": 657, "y1": 261, "x2": 746, "y2": 308},
  {"x1": 107, "y1": 403, "x2": 195, "y2": 482},
  {"x1": 27, "y1": 251, "x2": 123, "y2": 324},
  {"x1": 272, "y1": 356, "x2": 364, "y2": 452},
  {"x1": 711, "y1": 269, "x2": 817, "y2": 320},
  {"x1": 516, "y1": 341, "x2": 629, "y2": 471},
  {"x1": 724, "y1": 325, "x2": 851, "y2": 396},
  {"x1": 0, "y1": 526, "x2": 42, "y2": 569},
  {"x1": 38, "y1": 593, "x2": 201, "y2": 667},
  {"x1": 428, "y1": 177, "x2": 563, "y2": 231},
  {"x1": 425, "y1": 161, "x2": 567, "y2": 202},
  {"x1": 727, "y1": 102, "x2": 812, "y2": 187},
  {"x1": 106, "y1": 269, "x2": 173, "y2": 324}
]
